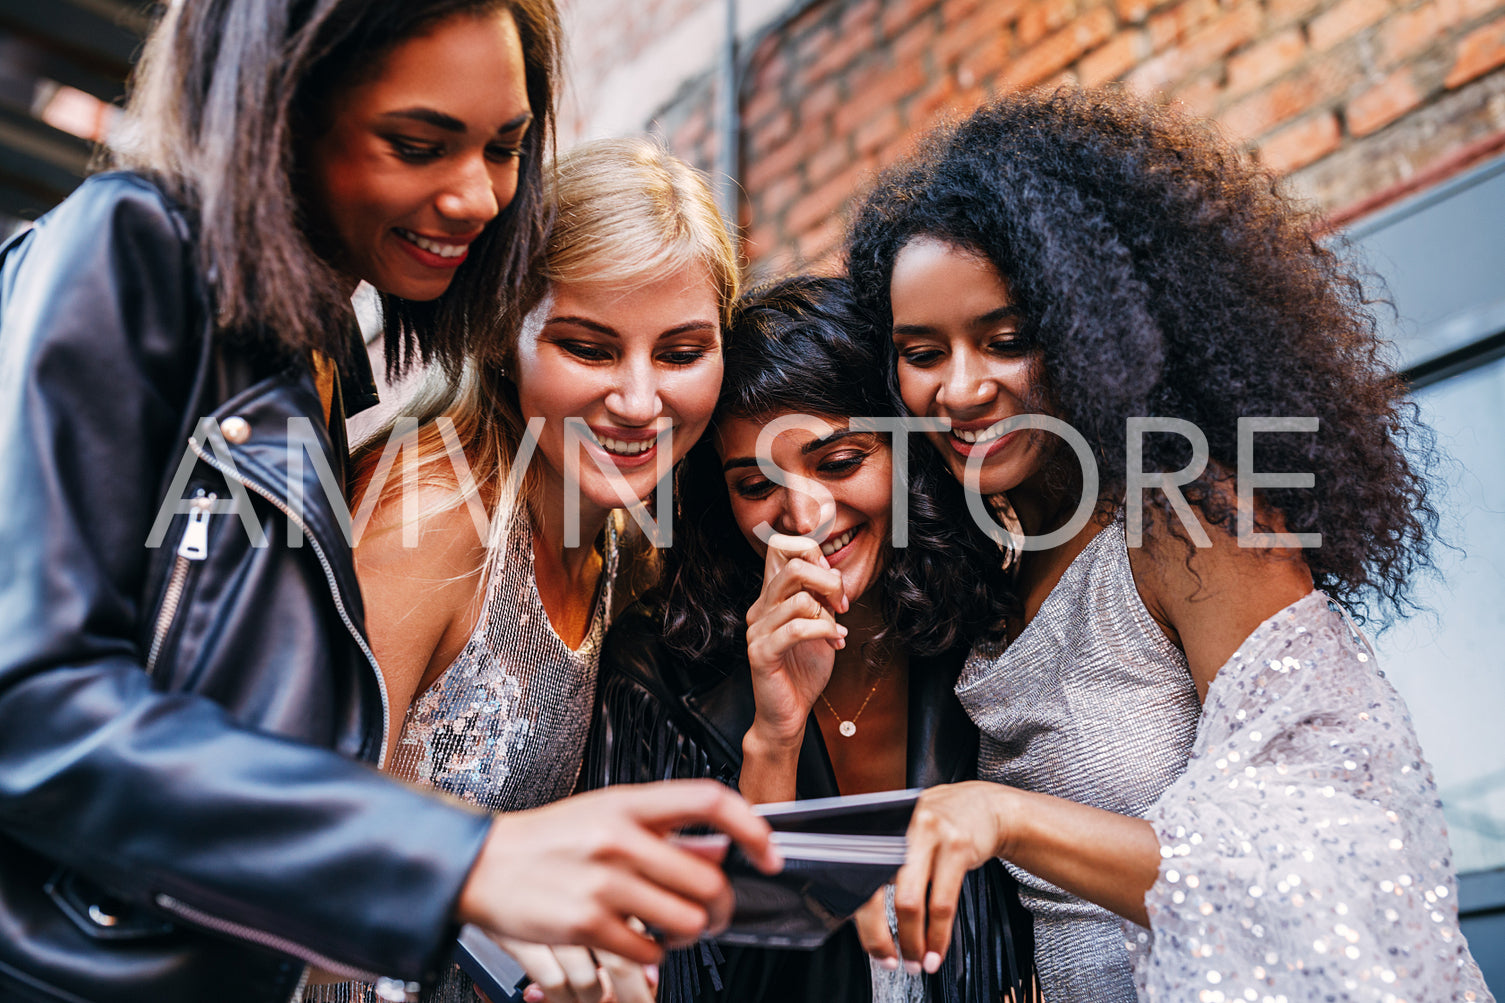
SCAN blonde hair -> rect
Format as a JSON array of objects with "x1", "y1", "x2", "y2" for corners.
[{"x1": 353, "y1": 137, "x2": 738, "y2": 593}]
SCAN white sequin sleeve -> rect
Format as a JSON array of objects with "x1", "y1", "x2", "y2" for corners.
[{"x1": 1124, "y1": 592, "x2": 1493, "y2": 1002}]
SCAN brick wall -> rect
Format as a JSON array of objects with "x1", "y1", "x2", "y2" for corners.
[{"x1": 565, "y1": 0, "x2": 1505, "y2": 274}]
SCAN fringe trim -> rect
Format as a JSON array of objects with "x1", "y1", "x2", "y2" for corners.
[{"x1": 582, "y1": 672, "x2": 734, "y2": 1003}]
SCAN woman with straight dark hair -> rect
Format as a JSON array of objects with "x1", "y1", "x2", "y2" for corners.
[
  {"x1": 584, "y1": 275, "x2": 1036, "y2": 1003},
  {"x1": 845, "y1": 88, "x2": 1489, "y2": 1001},
  {"x1": 0, "y1": 3, "x2": 775, "y2": 1002}
]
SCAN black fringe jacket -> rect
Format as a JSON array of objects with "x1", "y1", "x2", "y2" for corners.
[{"x1": 579, "y1": 606, "x2": 1037, "y2": 1003}]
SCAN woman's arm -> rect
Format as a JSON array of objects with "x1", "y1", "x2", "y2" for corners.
[
  {"x1": 739, "y1": 534, "x2": 848, "y2": 804},
  {"x1": 890, "y1": 504, "x2": 1315, "y2": 968}
]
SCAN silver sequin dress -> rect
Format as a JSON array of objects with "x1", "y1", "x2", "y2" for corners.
[
  {"x1": 308, "y1": 511, "x2": 619, "y2": 1003},
  {"x1": 958, "y1": 520, "x2": 1201, "y2": 1002},
  {"x1": 960, "y1": 522, "x2": 1492, "y2": 1002}
]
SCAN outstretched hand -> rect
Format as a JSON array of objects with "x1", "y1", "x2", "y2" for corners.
[
  {"x1": 889, "y1": 782, "x2": 1011, "y2": 969},
  {"x1": 458, "y1": 781, "x2": 781, "y2": 965}
]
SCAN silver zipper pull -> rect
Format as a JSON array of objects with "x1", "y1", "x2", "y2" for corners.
[{"x1": 176, "y1": 491, "x2": 217, "y2": 561}]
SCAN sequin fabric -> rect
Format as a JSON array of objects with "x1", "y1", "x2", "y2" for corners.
[
  {"x1": 306, "y1": 511, "x2": 618, "y2": 1003},
  {"x1": 957, "y1": 520, "x2": 1202, "y2": 1002},
  {"x1": 870, "y1": 883, "x2": 929, "y2": 1003},
  {"x1": 1127, "y1": 590, "x2": 1492, "y2": 1002}
]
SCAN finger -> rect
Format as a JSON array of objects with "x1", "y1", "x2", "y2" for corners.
[
  {"x1": 763, "y1": 616, "x2": 845, "y2": 657},
  {"x1": 853, "y1": 888, "x2": 899, "y2": 969},
  {"x1": 749, "y1": 591, "x2": 839, "y2": 648},
  {"x1": 554, "y1": 946, "x2": 604, "y2": 1003},
  {"x1": 924, "y1": 853, "x2": 969, "y2": 973},
  {"x1": 600, "y1": 872, "x2": 712, "y2": 944},
  {"x1": 767, "y1": 558, "x2": 846, "y2": 612},
  {"x1": 764, "y1": 533, "x2": 827, "y2": 581},
  {"x1": 892, "y1": 834, "x2": 936, "y2": 965},
  {"x1": 616, "y1": 781, "x2": 782, "y2": 874},
  {"x1": 597, "y1": 951, "x2": 654, "y2": 1003},
  {"x1": 503, "y1": 941, "x2": 570, "y2": 1003}
]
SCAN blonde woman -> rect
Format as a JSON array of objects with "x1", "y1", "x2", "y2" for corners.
[{"x1": 327, "y1": 138, "x2": 739, "y2": 1003}]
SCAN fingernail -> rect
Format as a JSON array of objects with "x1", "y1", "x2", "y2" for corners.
[
  {"x1": 924, "y1": 951, "x2": 942, "y2": 974},
  {"x1": 904, "y1": 961, "x2": 923, "y2": 976},
  {"x1": 646, "y1": 963, "x2": 659, "y2": 984},
  {"x1": 523, "y1": 988, "x2": 544, "y2": 1003},
  {"x1": 837, "y1": 624, "x2": 849, "y2": 636},
  {"x1": 881, "y1": 957, "x2": 900, "y2": 971}
]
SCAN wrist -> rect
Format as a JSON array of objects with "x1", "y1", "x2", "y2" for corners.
[
  {"x1": 744, "y1": 718, "x2": 805, "y2": 758},
  {"x1": 987, "y1": 783, "x2": 1025, "y2": 861}
]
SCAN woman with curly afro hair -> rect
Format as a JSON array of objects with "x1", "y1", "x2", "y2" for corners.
[{"x1": 845, "y1": 88, "x2": 1490, "y2": 1002}]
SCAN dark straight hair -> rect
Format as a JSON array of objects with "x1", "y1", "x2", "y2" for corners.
[
  {"x1": 661, "y1": 275, "x2": 1012, "y2": 663},
  {"x1": 113, "y1": 0, "x2": 560, "y2": 374}
]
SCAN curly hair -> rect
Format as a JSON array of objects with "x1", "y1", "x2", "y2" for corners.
[
  {"x1": 846, "y1": 87, "x2": 1436, "y2": 622},
  {"x1": 661, "y1": 275, "x2": 1012, "y2": 663}
]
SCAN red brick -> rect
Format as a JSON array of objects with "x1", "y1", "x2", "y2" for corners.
[
  {"x1": 1133, "y1": 1, "x2": 1262, "y2": 90},
  {"x1": 882, "y1": 0, "x2": 938, "y2": 39},
  {"x1": 808, "y1": 18, "x2": 877, "y2": 83},
  {"x1": 1148, "y1": 0, "x2": 1218, "y2": 52},
  {"x1": 795, "y1": 213, "x2": 845, "y2": 265},
  {"x1": 750, "y1": 48, "x2": 789, "y2": 97},
  {"x1": 1256, "y1": 110, "x2": 1341, "y2": 172},
  {"x1": 1017, "y1": 0, "x2": 1079, "y2": 48},
  {"x1": 1079, "y1": 29, "x2": 1151, "y2": 85},
  {"x1": 1267, "y1": 0, "x2": 1323, "y2": 27},
  {"x1": 1379, "y1": 2, "x2": 1447, "y2": 65},
  {"x1": 1346, "y1": 68, "x2": 1424, "y2": 135},
  {"x1": 1445, "y1": 16, "x2": 1505, "y2": 87},
  {"x1": 744, "y1": 130, "x2": 817, "y2": 192},
  {"x1": 1174, "y1": 71, "x2": 1223, "y2": 117},
  {"x1": 1225, "y1": 27, "x2": 1306, "y2": 96},
  {"x1": 806, "y1": 137, "x2": 852, "y2": 187},
  {"x1": 944, "y1": 0, "x2": 987, "y2": 26},
  {"x1": 754, "y1": 171, "x2": 803, "y2": 221},
  {"x1": 1308, "y1": 0, "x2": 1391, "y2": 52},
  {"x1": 842, "y1": 0, "x2": 881, "y2": 36},
  {"x1": 835, "y1": 58, "x2": 928, "y2": 134},
  {"x1": 785, "y1": 160, "x2": 869, "y2": 236},
  {"x1": 1218, "y1": 50, "x2": 1354, "y2": 140},
  {"x1": 797, "y1": 77, "x2": 840, "y2": 123},
  {"x1": 855, "y1": 106, "x2": 903, "y2": 154},
  {"x1": 893, "y1": 15, "x2": 941, "y2": 67},
  {"x1": 747, "y1": 105, "x2": 796, "y2": 151},
  {"x1": 960, "y1": 31, "x2": 1010, "y2": 87},
  {"x1": 742, "y1": 80, "x2": 785, "y2": 130},
  {"x1": 1000, "y1": 5, "x2": 1117, "y2": 90}
]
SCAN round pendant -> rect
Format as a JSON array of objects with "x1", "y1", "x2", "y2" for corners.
[{"x1": 838, "y1": 720, "x2": 857, "y2": 737}]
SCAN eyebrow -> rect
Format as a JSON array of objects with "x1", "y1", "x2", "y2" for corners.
[
  {"x1": 892, "y1": 305, "x2": 1025, "y2": 338},
  {"x1": 379, "y1": 109, "x2": 534, "y2": 136},
  {"x1": 720, "y1": 428, "x2": 873, "y2": 472},
  {"x1": 545, "y1": 316, "x2": 719, "y2": 339}
]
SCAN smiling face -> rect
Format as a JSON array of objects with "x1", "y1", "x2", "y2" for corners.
[
  {"x1": 717, "y1": 415, "x2": 894, "y2": 604},
  {"x1": 305, "y1": 9, "x2": 532, "y2": 301},
  {"x1": 889, "y1": 237, "x2": 1056, "y2": 498},
  {"x1": 514, "y1": 265, "x2": 724, "y2": 522}
]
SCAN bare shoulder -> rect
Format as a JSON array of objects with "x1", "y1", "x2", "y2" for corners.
[
  {"x1": 1126, "y1": 489, "x2": 1313, "y2": 699},
  {"x1": 355, "y1": 469, "x2": 494, "y2": 760}
]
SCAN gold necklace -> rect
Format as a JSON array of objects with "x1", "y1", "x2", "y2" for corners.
[{"x1": 817, "y1": 676, "x2": 885, "y2": 738}]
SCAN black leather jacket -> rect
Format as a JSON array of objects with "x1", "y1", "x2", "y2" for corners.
[
  {"x1": 0, "y1": 173, "x2": 492, "y2": 1002},
  {"x1": 582, "y1": 606, "x2": 1036, "y2": 1003}
]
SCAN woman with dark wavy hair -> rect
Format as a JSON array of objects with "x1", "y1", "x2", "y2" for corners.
[
  {"x1": 584, "y1": 275, "x2": 1036, "y2": 1003},
  {"x1": 845, "y1": 87, "x2": 1489, "y2": 1001}
]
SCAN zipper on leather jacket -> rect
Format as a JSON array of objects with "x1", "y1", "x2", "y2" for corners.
[
  {"x1": 187, "y1": 439, "x2": 392, "y2": 763},
  {"x1": 146, "y1": 490, "x2": 216, "y2": 677},
  {"x1": 153, "y1": 894, "x2": 418, "y2": 1001}
]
